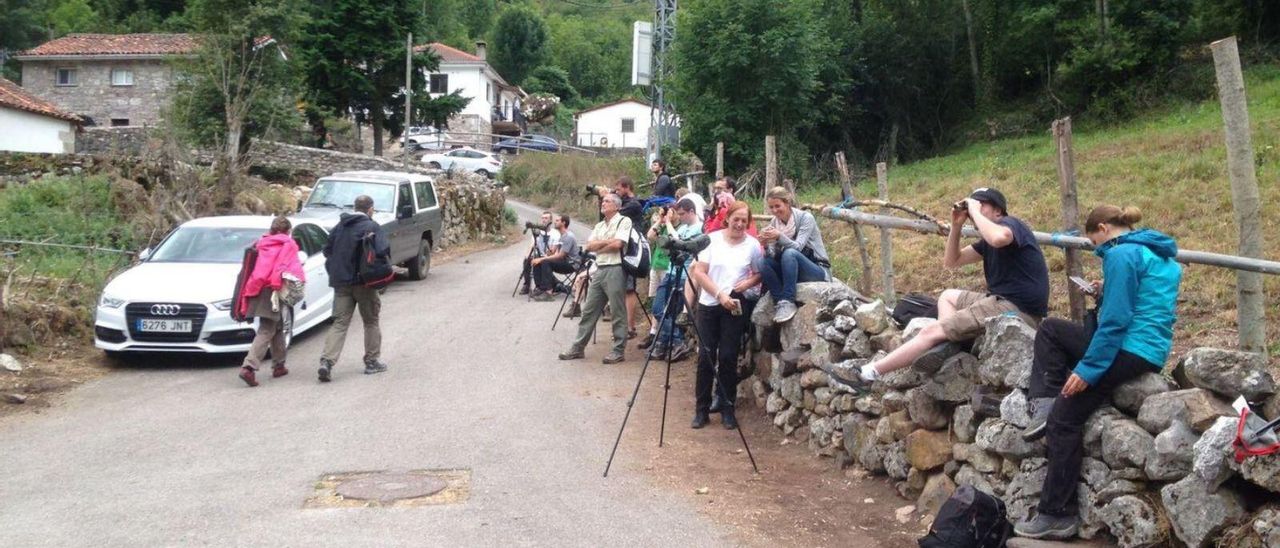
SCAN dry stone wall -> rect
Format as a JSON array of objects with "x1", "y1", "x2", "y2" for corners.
[{"x1": 745, "y1": 281, "x2": 1280, "y2": 548}]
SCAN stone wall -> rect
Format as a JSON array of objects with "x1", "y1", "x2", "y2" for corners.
[
  {"x1": 21, "y1": 59, "x2": 175, "y2": 126},
  {"x1": 746, "y1": 282, "x2": 1280, "y2": 548},
  {"x1": 446, "y1": 114, "x2": 492, "y2": 149}
]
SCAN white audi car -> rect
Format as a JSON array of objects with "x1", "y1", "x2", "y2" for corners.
[
  {"x1": 94, "y1": 216, "x2": 334, "y2": 356},
  {"x1": 420, "y1": 147, "x2": 503, "y2": 179}
]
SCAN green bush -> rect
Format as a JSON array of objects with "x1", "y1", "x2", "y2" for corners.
[{"x1": 0, "y1": 175, "x2": 140, "y2": 249}]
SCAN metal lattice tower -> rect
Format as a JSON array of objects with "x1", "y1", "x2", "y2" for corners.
[{"x1": 649, "y1": 0, "x2": 677, "y2": 161}]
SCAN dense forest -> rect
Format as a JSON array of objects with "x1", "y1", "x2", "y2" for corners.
[{"x1": 1, "y1": 0, "x2": 1277, "y2": 171}]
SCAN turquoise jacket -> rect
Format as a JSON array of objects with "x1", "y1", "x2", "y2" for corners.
[{"x1": 1074, "y1": 229, "x2": 1182, "y2": 385}]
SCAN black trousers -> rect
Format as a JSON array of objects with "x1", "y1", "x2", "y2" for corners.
[
  {"x1": 533, "y1": 258, "x2": 577, "y2": 291},
  {"x1": 1031, "y1": 318, "x2": 1156, "y2": 517},
  {"x1": 695, "y1": 302, "x2": 748, "y2": 413},
  {"x1": 521, "y1": 256, "x2": 534, "y2": 290}
]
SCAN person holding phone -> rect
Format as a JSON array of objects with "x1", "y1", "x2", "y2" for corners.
[
  {"x1": 1014, "y1": 205, "x2": 1181, "y2": 540},
  {"x1": 689, "y1": 201, "x2": 762, "y2": 430}
]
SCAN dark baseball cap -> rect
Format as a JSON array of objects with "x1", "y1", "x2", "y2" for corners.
[{"x1": 969, "y1": 187, "x2": 1007, "y2": 214}]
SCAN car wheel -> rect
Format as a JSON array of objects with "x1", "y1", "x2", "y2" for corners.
[
  {"x1": 475, "y1": 169, "x2": 490, "y2": 178},
  {"x1": 427, "y1": 161, "x2": 441, "y2": 169},
  {"x1": 406, "y1": 238, "x2": 430, "y2": 280}
]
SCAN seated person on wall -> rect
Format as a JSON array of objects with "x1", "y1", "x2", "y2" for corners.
[
  {"x1": 530, "y1": 214, "x2": 581, "y2": 301},
  {"x1": 827, "y1": 187, "x2": 1050, "y2": 389},
  {"x1": 519, "y1": 211, "x2": 558, "y2": 295},
  {"x1": 1013, "y1": 205, "x2": 1181, "y2": 540},
  {"x1": 757, "y1": 186, "x2": 832, "y2": 324}
]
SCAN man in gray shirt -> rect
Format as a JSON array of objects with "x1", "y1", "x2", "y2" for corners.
[{"x1": 531, "y1": 213, "x2": 581, "y2": 300}]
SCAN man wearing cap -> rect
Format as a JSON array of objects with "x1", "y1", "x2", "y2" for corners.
[{"x1": 826, "y1": 187, "x2": 1049, "y2": 388}]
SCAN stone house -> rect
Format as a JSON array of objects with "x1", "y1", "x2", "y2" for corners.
[
  {"x1": 414, "y1": 42, "x2": 526, "y2": 146},
  {"x1": 0, "y1": 77, "x2": 82, "y2": 153},
  {"x1": 14, "y1": 33, "x2": 197, "y2": 127}
]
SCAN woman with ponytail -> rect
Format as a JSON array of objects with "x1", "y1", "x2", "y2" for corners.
[{"x1": 1014, "y1": 205, "x2": 1182, "y2": 540}]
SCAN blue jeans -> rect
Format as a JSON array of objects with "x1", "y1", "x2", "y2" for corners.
[
  {"x1": 651, "y1": 270, "x2": 686, "y2": 346},
  {"x1": 759, "y1": 248, "x2": 828, "y2": 304}
]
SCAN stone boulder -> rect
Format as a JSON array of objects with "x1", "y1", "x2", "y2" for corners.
[
  {"x1": 1161, "y1": 475, "x2": 1246, "y2": 548},
  {"x1": 800, "y1": 368, "x2": 829, "y2": 389},
  {"x1": 879, "y1": 365, "x2": 926, "y2": 390},
  {"x1": 884, "y1": 441, "x2": 910, "y2": 480},
  {"x1": 1240, "y1": 453, "x2": 1280, "y2": 493},
  {"x1": 975, "y1": 418, "x2": 1043, "y2": 459},
  {"x1": 1097, "y1": 494, "x2": 1171, "y2": 548},
  {"x1": 905, "y1": 429, "x2": 953, "y2": 471},
  {"x1": 906, "y1": 387, "x2": 950, "y2": 430},
  {"x1": 1112, "y1": 372, "x2": 1179, "y2": 416},
  {"x1": 781, "y1": 376, "x2": 803, "y2": 407},
  {"x1": 883, "y1": 410, "x2": 916, "y2": 441},
  {"x1": 831, "y1": 299, "x2": 856, "y2": 318},
  {"x1": 832, "y1": 315, "x2": 857, "y2": 333},
  {"x1": 0, "y1": 353, "x2": 22, "y2": 372},
  {"x1": 999, "y1": 389, "x2": 1032, "y2": 429},
  {"x1": 923, "y1": 353, "x2": 978, "y2": 403},
  {"x1": 952, "y1": 404, "x2": 980, "y2": 443},
  {"x1": 1083, "y1": 406, "x2": 1124, "y2": 458},
  {"x1": 854, "y1": 299, "x2": 892, "y2": 335},
  {"x1": 977, "y1": 315, "x2": 1037, "y2": 389},
  {"x1": 1191, "y1": 416, "x2": 1239, "y2": 488},
  {"x1": 798, "y1": 281, "x2": 862, "y2": 310},
  {"x1": 1175, "y1": 347, "x2": 1276, "y2": 401},
  {"x1": 869, "y1": 328, "x2": 903, "y2": 353},
  {"x1": 1102, "y1": 417, "x2": 1155, "y2": 470},
  {"x1": 1002, "y1": 460, "x2": 1049, "y2": 524},
  {"x1": 766, "y1": 391, "x2": 788, "y2": 413},
  {"x1": 901, "y1": 317, "x2": 937, "y2": 342},
  {"x1": 918, "y1": 473, "x2": 957, "y2": 518},
  {"x1": 1136, "y1": 388, "x2": 1234, "y2": 434},
  {"x1": 840, "y1": 330, "x2": 872, "y2": 359},
  {"x1": 1145, "y1": 419, "x2": 1197, "y2": 481}
]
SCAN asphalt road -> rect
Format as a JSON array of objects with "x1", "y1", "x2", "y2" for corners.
[{"x1": 0, "y1": 200, "x2": 735, "y2": 547}]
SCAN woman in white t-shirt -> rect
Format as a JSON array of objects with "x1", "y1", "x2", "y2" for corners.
[{"x1": 689, "y1": 200, "x2": 763, "y2": 430}]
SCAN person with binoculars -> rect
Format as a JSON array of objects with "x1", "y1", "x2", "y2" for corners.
[
  {"x1": 638, "y1": 199, "x2": 703, "y2": 360},
  {"x1": 529, "y1": 214, "x2": 580, "y2": 301},
  {"x1": 518, "y1": 211, "x2": 558, "y2": 296}
]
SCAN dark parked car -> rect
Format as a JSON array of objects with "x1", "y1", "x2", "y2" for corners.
[{"x1": 493, "y1": 134, "x2": 559, "y2": 154}]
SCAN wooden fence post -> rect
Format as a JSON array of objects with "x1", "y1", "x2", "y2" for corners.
[
  {"x1": 1053, "y1": 117, "x2": 1086, "y2": 322},
  {"x1": 765, "y1": 135, "x2": 778, "y2": 191},
  {"x1": 876, "y1": 162, "x2": 895, "y2": 304},
  {"x1": 1211, "y1": 36, "x2": 1268, "y2": 354},
  {"x1": 715, "y1": 142, "x2": 724, "y2": 179},
  {"x1": 835, "y1": 152, "x2": 874, "y2": 295}
]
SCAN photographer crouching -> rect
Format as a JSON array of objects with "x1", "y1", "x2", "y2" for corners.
[
  {"x1": 518, "y1": 211, "x2": 558, "y2": 296},
  {"x1": 529, "y1": 214, "x2": 581, "y2": 301}
]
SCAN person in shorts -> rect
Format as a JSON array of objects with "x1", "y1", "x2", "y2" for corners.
[{"x1": 827, "y1": 187, "x2": 1049, "y2": 388}]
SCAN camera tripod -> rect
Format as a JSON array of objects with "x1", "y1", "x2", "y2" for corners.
[
  {"x1": 512, "y1": 233, "x2": 546, "y2": 298},
  {"x1": 552, "y1": 254, "x2": 593, "y2": 331},
  {"x1": 603, "y1": 258, "x2": 759, "y2": 477}
]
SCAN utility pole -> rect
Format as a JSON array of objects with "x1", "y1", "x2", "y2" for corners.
[
  {"x1": 648, "y1": 0, "x2": 677, "y2": 162},
  {"x1": 403, "y1": 33, "x2": 413, "y2": 171}
]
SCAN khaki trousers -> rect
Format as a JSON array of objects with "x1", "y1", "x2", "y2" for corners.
[
  {"x1": 321, "y1": 285, "x2": 382, "y2": 364},
  {"x1": 571, "y1": 265, "x2": 628, "y2": 355},
  {"x1": 242, "y1": 315, "x2": 286, "y2": 370}
]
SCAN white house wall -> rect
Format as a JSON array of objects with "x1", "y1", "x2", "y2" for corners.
[
  {"x1": 426, "y1": 65, "x2": 491, "y2": 118},
  {"x1": 0, "y1": 107, "x2": 75, "y2": 153},
  {"x1": 575, "y1": 102, "x2": 653, "y2": 149}
]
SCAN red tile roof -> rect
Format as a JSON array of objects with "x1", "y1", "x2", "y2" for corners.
[
  {"x1": 413, "y1": 42, "x2": 483, "y2": 63},
  {"x1": 0, "y1": 77, "x2": 82, "y2": 123},
  {"x1": 18, "y1": 33, "x2": 198, "y2": 57}
]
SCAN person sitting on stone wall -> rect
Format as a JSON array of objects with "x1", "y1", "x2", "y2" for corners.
[
  {"x1": 826, "y1": 187, "x2": 1049, "y2": 389},
  {"x1": 1013, "y1": 205, "x2": 1181, "y2": 540},
  {"x1": 757, "y1": 186, "x2": 831, "y2": 324}
]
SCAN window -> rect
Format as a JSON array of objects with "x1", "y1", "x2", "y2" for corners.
[
  {"x1": 447, "y1": 149, "x2": 466, "y2": 157},
  {"x1": 55, "y1": 68, "x2": 77, "y2": 86},
  {"x1": 110, "y1": 118, "x2": 130, "y2": 127},
  {"x1": 398, "y1": 183, "x2": 415, "y2": 211},
  {"x1": 465, "y1": 150, "x2": 486, "y2": 159},
  {"x1": 110, "y1": 68, "x2": 134, "y2": 86},
  {"x1": 429, "y1": 74, "x2": 448, "y2": 94},
  {"x1": 621, "y1": 118, "x2": 636, "y2": 133},
  {"x1": 292, "y1": 224, "x2": 327, "y2": 256},
  {"x1": 415, "y1": 181, "x2": 437, "y2": 209}
]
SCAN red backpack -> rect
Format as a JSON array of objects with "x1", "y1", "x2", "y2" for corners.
[
  {"x1": 357, "y1": 232, "x2": 394, "y2": 289},
  {"x1": 230, "y1": 245, "x2": 258, "y2": 322}
]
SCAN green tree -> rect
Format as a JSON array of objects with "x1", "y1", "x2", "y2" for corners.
[
  {"x1": 489, "y1": 4, "x2": 548, "y2": 85},
  {"x1": 545, "y1": 14, "x2": 630, "y2": 102},
  {"x1": 47, "y1": 0, "x2": 99, "y2": 35},
  {"x1": 459, "y1": 0, "x2": 496, "y2": 39},
  {"x1": 522, "y1": 65, "x2": 578, "y2": 104}
]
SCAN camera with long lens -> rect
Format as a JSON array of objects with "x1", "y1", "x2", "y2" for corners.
[
  {"x1": 660, "y1": 233, "x2": 712, "y2": 264},
  {"x1": 522, "y1": 220, "x2": 546, "y2": 238},
  {"x1": 583, "y1": 184, "x2": 608, "y2": 198}
]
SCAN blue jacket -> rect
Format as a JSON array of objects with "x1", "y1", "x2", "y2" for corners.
[{"x1": 1074, "y1": 229, "x2": 1182, "y2": 385}]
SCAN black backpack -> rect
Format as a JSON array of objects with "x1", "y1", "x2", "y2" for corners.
[
  {"x1": 357, "y1": 232, "x2": 394, "y2": 289},
  {"x1": 621, "y1": 225, "x2": 651, "y2": 277},
  {"x1": 918, "y1": 485, "x2": 1012, "y2": 548},
  {"x1": 892, "y1": 293, "x2": 939, "y2": 327}
]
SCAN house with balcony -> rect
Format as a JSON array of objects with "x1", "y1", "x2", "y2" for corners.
[
  {"x1": 14, "y1": 33, "x2": 197, "y2": 127},
  {"x1": 415, "y1": 41, "x2": 526, "y2": 146}
]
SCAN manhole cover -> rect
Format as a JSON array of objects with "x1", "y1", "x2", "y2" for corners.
[{"x1": 335, "y1": 473, "x2": 448, "y2": 502}]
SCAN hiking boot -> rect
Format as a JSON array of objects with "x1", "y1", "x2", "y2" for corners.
[
  {"x1": 691, "y1": 411, "x2": 710, "y2": 429},
  {"x1": 773, "y1": 300, "x2": 798, "y2": 324},
  {"x1": 563, "y1": 302, "x2": 582, "y2": 318},
  {"x1": 272, "y1": 363, "x2": 289, "y2": 378},
  {"x1": 239, "y1": 366, "x2": 258, "y2": 387},
  {"x1": 317, "y1": 359, "x2": 333, "y2": 383},
  {"x1": 1014, "y1": 512, "x2": 1080, "y2": 540},
  {"x1": 363, "y1": 359, "x2": 389, "y2": 375},
  {"x1": 721, "y1": 408, "x2": 739, "y2": 430},
  {"x1": 531, "y1": 291, "x2": 555, "y2": 302},
  {"x1": 648, "y1": 342, "x2": 669, "y2": 360},
  {"x1": 911, "y1": 341, "x2": 964, "y2": 375},
  {"x1": 637, "y1": 333, "x2": 655, "y2": 350},
  {"x1": 559, "y1": 347, "x2": 585, "y2": 360},
  {"x1": 1022, "y1": 397, "x2": 1056, "y2": 442},
  {"x1": 602, "y1": 351, "x2": 625, "y2": 364},
  {"x1": 669, "y1": 342, "x2": 693, "y2": 363},
  {"x1": 518, "y1": 285, "x2": 530, "y2": 295}
]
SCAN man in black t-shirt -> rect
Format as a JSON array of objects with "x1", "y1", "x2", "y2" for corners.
[
  {"x1": 824, "y1": 187, "x2": 1049, "y2": 389},
  {"x1": 651, "y1": 159, "x2": 675, "y2": 199}
]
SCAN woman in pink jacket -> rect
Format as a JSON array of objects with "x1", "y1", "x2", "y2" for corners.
[{"x1": 237, "y1": 217, "x2": 306, "y2": 387}]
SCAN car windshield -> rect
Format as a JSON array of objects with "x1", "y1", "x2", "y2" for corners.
[
  {"x1": 149, "y1": 227, "x2": 263, "y2": 263},
  {"x1": 306, "y1": 180, "x2": 396, "y2": 212}
]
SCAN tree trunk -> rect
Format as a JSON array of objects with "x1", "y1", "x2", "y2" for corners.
[
  {"x1": 372, "y1": 97, "x2": 385, "y2": 157},
  {"x1": 226, "y1": 118, "x2": 243, "y2": 172},
  {"x1": 961, "y1": 0, "x2": 981, "y2": 106}
]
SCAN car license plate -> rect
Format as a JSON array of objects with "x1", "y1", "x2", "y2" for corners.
[{"x1": 137, "y1": 319, "x2": 193, "y2": 332}]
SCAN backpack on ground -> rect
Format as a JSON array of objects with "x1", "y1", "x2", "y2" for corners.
[
  {"x1": 230, "y1": 245, "x2": 258, "y2": 323},
  {"x1": 892, "y1": 293, "x2": 938, "y2": 327},
  {"x1": 917, "y1": 484, "x2": 1012, "y2": 548},
  {"x1": 621, "y1": 226, "x2": 651, "y2": 277},
  {"x1": 358, "y1": 232, "x2": 395, "y2": 289}
]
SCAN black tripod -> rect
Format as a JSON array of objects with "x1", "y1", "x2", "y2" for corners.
[
  {"x1": 552, "y1": 253, "x2": 593, "y2": 331},
  {"x1": 512, "y1": 233, "x2": 546, "y2": 298},
  {"x1": 603, "y1": 257, "x2": 759, "y2": 477}
]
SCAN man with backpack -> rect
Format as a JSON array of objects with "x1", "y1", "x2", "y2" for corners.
[
  {"x1": 319, "y1": 194, "x2": 392, "y2": 382},
  {"x1": 559, "y1": 193, "x2": 633, "y2": 364}
]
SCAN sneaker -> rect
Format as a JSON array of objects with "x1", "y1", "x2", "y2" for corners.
[
  {"x1": 911, "y1": 341, "x2": 964, "y2": 375},
  {"x1": 518, "y1": 285, "x2": 530, "y2": 295},
  {"x1": 648, "y1": 343, "x2": 669, "y2": 360},
  {"x1": 317, "y1": 359, "x2": 333, "y2": 383},
  {"x1": 691, "y1": 411, "x2": 710, "y2": 429},
  {"x1": 773, "y1": 300, "x2": 798, "y2": 324},
  {"x1": 818, "y1": 362, "x2": 872, "y2": 395},
  {"x1": 669, "y1": 343, "x2": 693, "y2": 363},
  {"x1": 363, "y1": 359, "x2": 389, "y2": 375},
  {"x1": 1014, "y1": 512, "x2": 1080, "y2": 540},
  {"x1": 563, "y1": 302, "x2": 582, "y2": 318},
  {"x1": 602, "y1": 351, "x2": 625, "y2": 364},
  {"x1": 272, "y1": 363, "x2": 289, "y2": 378},
  {"x1": 637, "y1": 333, "x2": 655, "y2": 350},
  {"x1": 721, "y1": 408, "x2": 739, "y2": 429},
  {"x1": 239, "y1": 366, "x2": 258, "y2": 387},
  {"x1": 559, "y1": 348, "x2": 585, "y2": 360},
  {"x1": 531, "y1": 291, "x2": 555, "y2": 302},
  {"x1": 1022, "y1": 397, "x2": 1055, "y2": 442}
]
